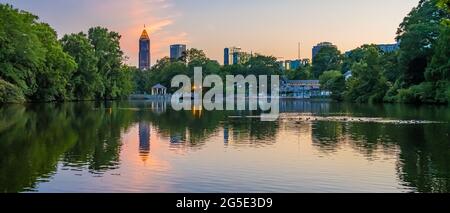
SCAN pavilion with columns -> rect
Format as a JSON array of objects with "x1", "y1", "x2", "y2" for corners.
[{"x1": 151, "y1": 84, "x2": 167, "y2": 96}]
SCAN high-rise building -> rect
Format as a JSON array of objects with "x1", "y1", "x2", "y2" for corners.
[
  {"x1": 224, "y1": 48, "x2": 230, "y2": 65},
  {"x1": 139, "y1": 28, "x2": 151, "y2": 70},
  {"x1": 224, "y1": 47, "x2": 242, "y2": 65},
  {"x1": 279, "y1": 59, "x2": 309, "y2": 70},
  {"x1": 312, "y1": 42, "x2": 336, "y2": 59},
  {"x1": 170, "y1": 44, "x2": 187, "y2": 61}
]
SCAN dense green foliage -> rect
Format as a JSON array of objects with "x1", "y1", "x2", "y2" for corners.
[
  {"x1": 387, "y1": 0, "x2": 449, "y2": 104},
  {"x1": 345, "y1": 46, "x2": 390, "y2": 103},
  {"x1": 87, "y1": 27, "x2": 134, "y2": 99},
  {"x1": 319, "y1": 70, "x2": 345, "y2": 100},
  {"x1": 60, "y1": 33, "x2": 102, "y2": 100},
  {"x1": 314, "y1": 0, "x2": 450, "y2": 104},
  {"x1": 396, "y1": 0, "x2": 445, "y2": 86},
  {"x1": 312, "y1": 46, "x2": 342, "y2": 78},
  {"x1": 0, "y1": 4, "x2": 77, "y2": 102},
  {"x1": 0, "y1": 79, "x2": 25, "y2": 103},
  {"x1": 0, "y1": 4, "x2": 134, "y2": 103},
  {"x1": 286, "y1": 64, "x2": 312, "y2": 80}
]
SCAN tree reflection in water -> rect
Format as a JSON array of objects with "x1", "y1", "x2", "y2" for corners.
[{"x1": 0, "y1": 100, "x2": 449, "y2": 192}]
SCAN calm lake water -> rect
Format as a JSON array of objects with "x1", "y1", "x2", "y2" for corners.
[{"x1": 0, "y1": 100, "x2": 449, "y2": 193}]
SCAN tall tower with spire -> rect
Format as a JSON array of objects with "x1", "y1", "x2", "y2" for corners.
[{"x1": 139, "y1": 26, "x2": 151, "y2": 70}]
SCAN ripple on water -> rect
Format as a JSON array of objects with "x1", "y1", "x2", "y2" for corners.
[{"x1": 229, "y1": 113, "x2": 444, "y2": 125}]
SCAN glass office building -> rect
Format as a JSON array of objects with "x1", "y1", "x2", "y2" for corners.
[
  {"x1": 139, "y1": 29, "x2": 151, "y2": 70},
  {"x1": 170, "y1": 44, "x2": 187, "y2": 61}
]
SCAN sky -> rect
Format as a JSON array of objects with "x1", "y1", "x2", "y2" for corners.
[{"x1": 1, "y1": 0, "x2": 420, "y2": 66}]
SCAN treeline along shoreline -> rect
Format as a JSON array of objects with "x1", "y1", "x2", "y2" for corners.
[{"x1": 1, "y1": 1, "x2": 449, "y2": 105}]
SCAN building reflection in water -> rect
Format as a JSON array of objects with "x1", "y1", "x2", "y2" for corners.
[
  {"x1": 224, "y1": 126, "x2": 229, "y2": 145},
  {"x1": 138, "y1": 121, "x2": 151, "y2": 162},
  {"x1": 151, "y1": 101, "x2": 168, "y2": 114},
  {"x1": 1, "y1": 101, "x2": 450, "y2": 192},
  {"x1": 130, "y1": 100, "x2": 169, "y2": 114},
  {"x1": 279, "y1": 100, "x2": 330, "y2": 113}
]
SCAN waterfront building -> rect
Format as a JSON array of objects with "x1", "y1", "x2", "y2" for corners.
[
  {"x1": 139, "y1": 28, "x2": 151, "y2": 70},
  {"x1": 281, "y1": 79, "x2": 329, "y2": 98},
  {"x1": 170, "y1": 44, "x2": 187, "y2": 61},
  {"x1": 151, "y1": 84, "x2": 167, "y2": 95},
  {"x1": 312, "y1": 42, "x2": 336, "y2": 59}
]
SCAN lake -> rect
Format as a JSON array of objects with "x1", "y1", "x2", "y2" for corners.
[{"x1": 0, "y1": 100, "x2": 449, "y2": 193}]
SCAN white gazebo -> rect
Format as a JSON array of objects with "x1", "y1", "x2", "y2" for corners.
[{"x1": 151, "y1": 84, "x2": 167, "y2": 95}]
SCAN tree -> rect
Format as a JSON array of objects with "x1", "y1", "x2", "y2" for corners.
[
  {"x1": 345, "y1": 46, "x2": 389, "y2": 103},
  {"x1": 396, "y1": 0, "x2": 448, "y2": 86},
  {"x1": 287, "y1": 64, "x2": 312, "y2": 80},
  {"x1": 312, "y1": 46, "x2": 342, "y2": 78},
  {"x1": 185, "y1": 48, "x2": 208, "y2": 66},
  {"x1": 154, "y1": 62, "x2": 189, "y2": 93},
  {"x1": 0, "y1": 79, "x2": 25, "y2": 103},
  {"x1": 0, "y1": 4, "x2": 76, "y2": 102},
  {"x1": 61, "y1": 33, "x2": 103, "y2": 100},
  {"x1": 0, "y1": 4, "x2": 45, "y2": 98},
  {"x1": 116, "y1": 65, "x2": 136, "y2": 97},
  {"x1": 319, "y1": 70, "x2": 345, "y2": 101},
  {"x1": 30, "y1": 23, "x2": 77, "y2": 102},
  {"x1": 342, "y1": 44, "x2": 381, "y2": 72},
  {"x1": 423, "y1": 0, "x2": 450, "y2": 103},
  {"x1": 133, "y1": 69, "x2": 150, "y2": 94},
  {"x1": 426, "y1": 27, "x2": 450, "y2": 78},
  {"x1": 381, "y1": 51, "x2": 400, "y2": 84},
  {"x1": 0, "y1": 4, "x2": 136, "y2": 103},
  {"x1": 245, "y1": 54, "x2": 281, "y2": 76},
  {"x1": 152, "y1": 57, "x2": 172, "y2": 71},
  {"x1": 88, "y1": 27, "x2": 127, "y2": 99}
]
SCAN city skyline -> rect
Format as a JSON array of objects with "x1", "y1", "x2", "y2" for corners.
[{"x1": 1, "y1": 0, "x2": 419, "y2": 66}]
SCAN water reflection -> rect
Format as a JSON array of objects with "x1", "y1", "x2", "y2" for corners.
[
  {"x1": 138, "y1": 121, "x2": 151, "y2": 161},
  {"x1": 0, "y1": 100, "x2": 449, "y2": 192}
]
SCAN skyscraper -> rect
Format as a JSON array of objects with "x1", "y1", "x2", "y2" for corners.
[
  {"x1": 224, "y1": 48, "x2": 230, "y2": 65},
  {"x1": 232, "y1": 50, "x2": 240, "y2": 65},
  {"x1": 224, "y1": 47, "x2": 242, "y2": 65},
  {"x1": 170, "y1": 44, "x2": 187, "y2": 61},
  {"x1": 139, "y1": 28, "x2": 151, "y2": 70},
  {"x1": 312, "y1": 42, "x2": 335, "y2": 60}
]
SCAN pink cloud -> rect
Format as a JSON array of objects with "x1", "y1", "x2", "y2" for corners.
[{"x1": 83, "y1": 0, "x2": 188, "y2": 66}]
